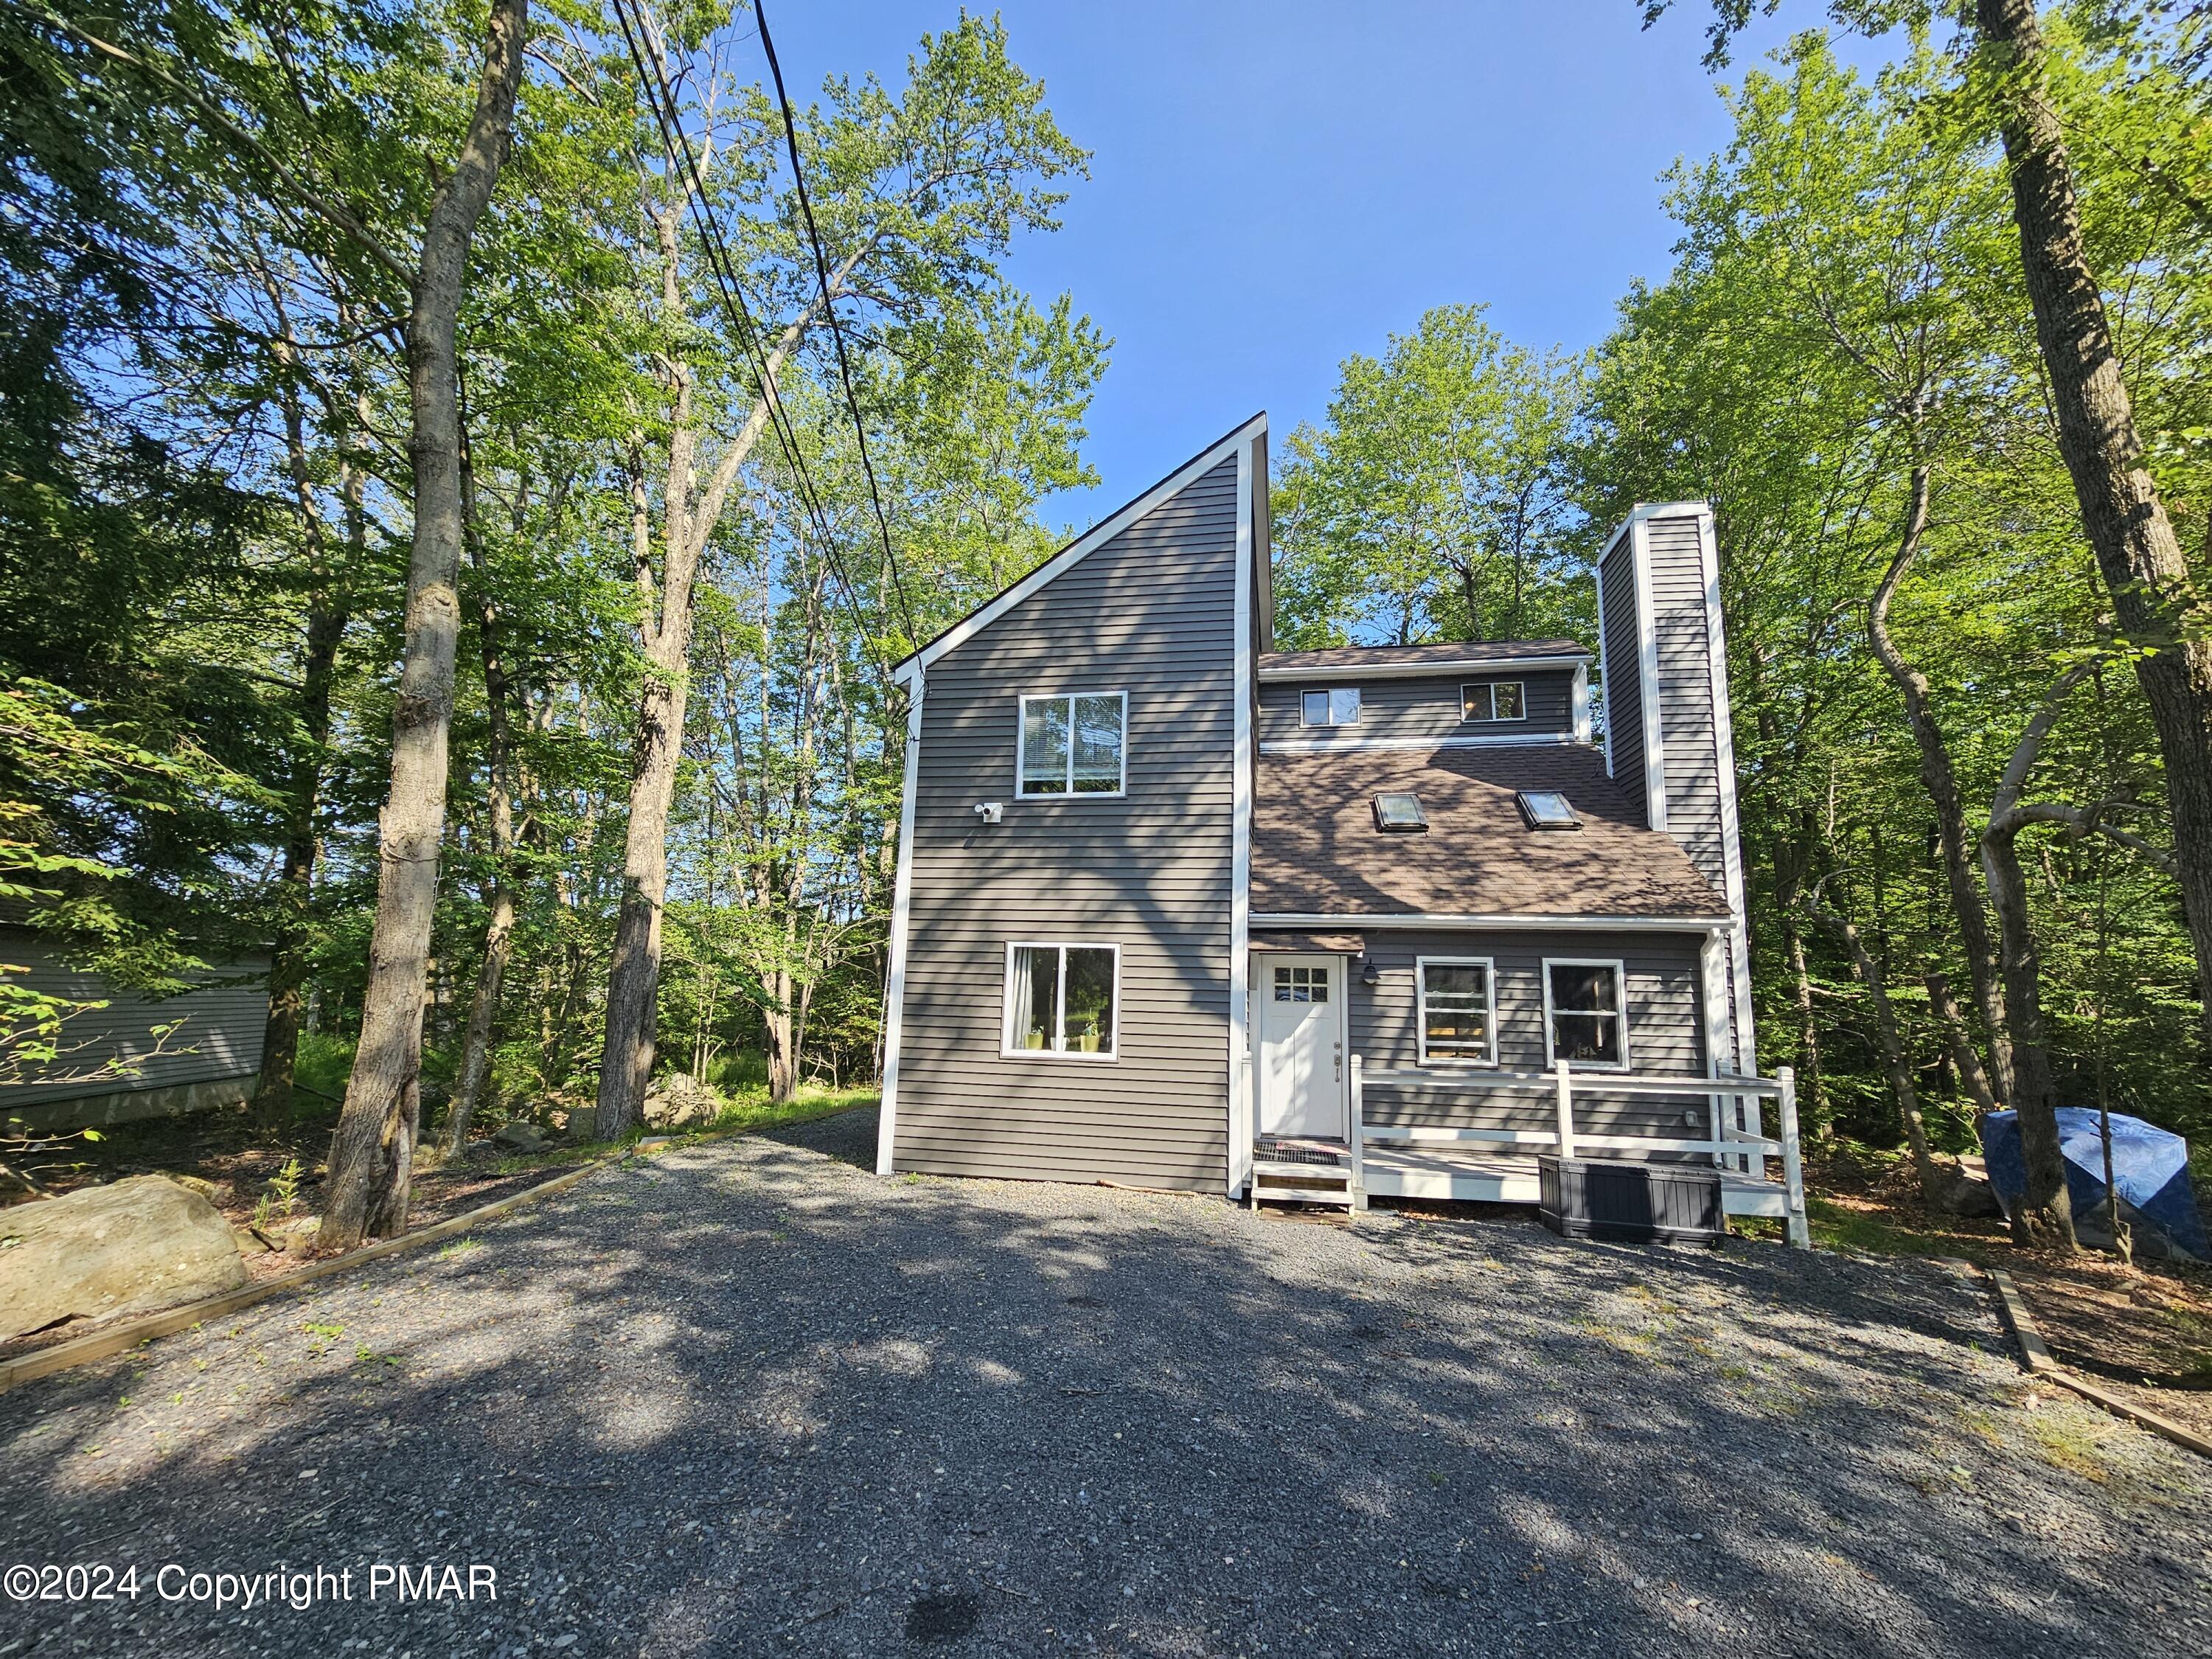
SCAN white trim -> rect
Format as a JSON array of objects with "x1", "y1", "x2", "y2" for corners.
[
  {"x1": 1593, "y1": 549, "x2": 1615, "y2": 778},
  {"x1": 1458, "y1": 680, "x2": 1529, "y2": 724},
  {"x1": 1259, "y1": 731, "x2": 1582, "y2": 757},
  {"x1": 1228, "y1": 434, "x2": 1256, "y2": 1196},
  {"x1": 1571, "y1": 662, "x2": 1591, "y2": 746},
  {"x1": 1415, "y1": 955, "x2": 1499, "y2": 1068},
  {"x1": 1014, "y1": 689, "x2": 1127, "y2": 800},
  {"x1": 896, "y1": 414, "x2": 1265, "y2": 685},
  {"x1": 1251, "y1": 911, "x2": 1733, "y2": 933},
  {"x1": 1258, "y1": 653, "x2": 1588, "y2": 684},
  {"x1": 874, "y1": 678, "x2": 927, "y2": 1175},
  {"x1": 1630, "y1": 516, "x2": 1669, "y2": 832},
  {"x1": 1689, "y1": 504, "x2": 1758, "y2": 1082},
  {"x1": 1000, "y1": 941, "x2": 1122, "y2": 1062},
  {"x1": 1542, "y1": 956, "x2": 1630, "y2": 1072}
]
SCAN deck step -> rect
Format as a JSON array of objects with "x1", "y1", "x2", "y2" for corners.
[{"x1": 1248, "y1": 1156, "x2": 1359, "y2": 1212}]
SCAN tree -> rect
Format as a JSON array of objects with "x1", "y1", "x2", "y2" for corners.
[
  {"x1": 590, "y1": 11, "x2": 1087, "y2": 1138},
  {"x1": 1273, "y1": 306, "x2": 1591, "y2": 649}
]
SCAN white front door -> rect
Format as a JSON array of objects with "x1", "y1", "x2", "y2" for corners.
[{"x1": 1256, "y1": 955, "x2": 1347, "y2": 1140}]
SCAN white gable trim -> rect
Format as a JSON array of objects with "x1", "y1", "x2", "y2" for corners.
[
  {"x1": 894, "y1": 414, "x2": 1267, "y2": 687},
  {"x1": 874, "y1": 677, "x2": 927, "y2": 1175},
  {"x1": 1688, "y1": 504, "x2": 1759, "y2": 1093},
  {"x1": 1228, "y1": 434, "x2": 1257, "y2": 1197}
]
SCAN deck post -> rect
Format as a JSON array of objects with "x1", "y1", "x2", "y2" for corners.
[
  {"x1": 1553, "y1": 1059, "x2": 1576, "y2": 1160},
  {"x1": 1349, "y1": 1054, "x2": 1367, "y2": 1212},
  {"x1": 1778, "y1": 1065, "x2": 1809, "y2": 1248}
]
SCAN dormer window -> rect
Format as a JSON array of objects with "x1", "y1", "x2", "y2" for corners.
[
  {"x1": 1517, "y1": 790, "x2": 1579, "y2": 830},
  {"x1": 1462, "y1": 681, "x2": 1526, "y2": 722},
  {"x1": 1301, "y1": 687, "x2": 1361, "y2": 726},
  {"x1": 1373, "y1": 791, "x2": 1427, "y2": 832}
]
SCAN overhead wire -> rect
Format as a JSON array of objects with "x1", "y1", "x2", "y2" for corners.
[
  {"x1": 750, "y1": 0, "x2": 917, "y2": 639},
  {"x1": 608, "y1": 0, "x2": 908, "y2": 701}
]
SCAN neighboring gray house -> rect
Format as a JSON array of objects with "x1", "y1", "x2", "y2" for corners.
[
  {"x1": 877, "y1": 414, "x2": 1802, "y2": 1236},
  {"x1": 1, "y1": 930, "x2": 268, "y2": 1133}
]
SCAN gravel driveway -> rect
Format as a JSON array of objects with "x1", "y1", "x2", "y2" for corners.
[{"x1": 2, "y1": 1107, "x2": 2206, "y2": 1657}]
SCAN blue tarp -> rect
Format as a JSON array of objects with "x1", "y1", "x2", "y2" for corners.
[{"x1": 1980, "y1": 1108, "x2": 2208, "y2": 1260}]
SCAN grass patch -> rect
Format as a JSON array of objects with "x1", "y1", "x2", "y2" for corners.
[
  {"x1": 1805, "y1": 1194, "x2": 1966, "y2": 1259},
  {"x1": 2027, "y1": 1416, "x2": 2110, "y2": 1483},
  {"x1": 706, "y1": 1084, "x2": 879, "y2": 1135}
]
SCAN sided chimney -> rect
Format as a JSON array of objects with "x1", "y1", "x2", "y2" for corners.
[{"x1": 1595, "y1": 502, "x2": 1755, "y2": 1077}]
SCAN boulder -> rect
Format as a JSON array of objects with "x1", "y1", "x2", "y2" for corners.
[
  {"x1": 0, "y1": 1176, "x2": 249, "y2": 1343},
  {"x1": 493, "y1": 1121, "x2": 548, "y2": 1154},
  {"x1": 642, "y1": 1071, "x2": 719, "y2": 1129}
]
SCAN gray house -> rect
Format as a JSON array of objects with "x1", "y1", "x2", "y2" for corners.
[{"x1": 877, "y1": 414, "x2": 1804, "y2": 1238}]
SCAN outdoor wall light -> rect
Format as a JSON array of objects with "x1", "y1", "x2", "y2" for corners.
[
  {"x1": 1359, "y1": 953, "x2": 1380, "y2": 985},
  {"x1": 974, "y1": 801, "x2": 1004, "y2": 826}
]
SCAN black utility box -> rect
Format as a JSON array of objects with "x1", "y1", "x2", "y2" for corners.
[{"x1": 1538, "y1": 1155, "x2": 1725, "y2": 1245}]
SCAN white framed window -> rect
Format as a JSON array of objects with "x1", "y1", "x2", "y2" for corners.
[
  {"x1": 1270, "y1": 963, "x2": 1331, "y2": 1004},
  {"x1": 1543, "y1": 958, "x2": 1629, "y2": 1071},
  {"x1": 1017, "y1": 692, "x2": 1126, "y2": 797},
  {"x1": 1300, "y1": 686, "x2": 1361, "y2": 726},
  {"x1": 1461, "y1": 681, "x2": 1527, "y2": 723},
  {"x1": 1002, "y1": 942, "x2": 1119, "y2": 1060},
  {"x1": 1417, "y1": 957, "x2": 1496, "y2": 1065}
]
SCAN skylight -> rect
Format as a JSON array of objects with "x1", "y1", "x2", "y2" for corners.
[
  {"x1": 1373, "y1": 792, "x2": 1427, "y2": 832},
  {"x1": 1517, "y1": 790, "x2": 1580, "y2": 830}
]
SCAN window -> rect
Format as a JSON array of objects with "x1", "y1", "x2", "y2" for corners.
[
  {"x1": 1018, "y1": 693, "x2": 1125, "y2": 796},
  {"x1": 1516, "y1": 790, "x2": 1580, "y2": 830},
  {"x1": 1301, "y1": 686, "x2": 1361, "y2": 727},
  {"x1": 1372, "y1": 791, "x2": 1427, "y2": 832},
  {"x1": 1545, "y1": 959, "x2": 1627, "y2": 1069},
  {"x1": 1004, "y1": 944, "x2": 1119, "y2": 1059},
  {"x1": 1418, "y1": 958, "x2": 1495, "y2": 1065},
  {"x1": 1461, "y1": 681, "x2": 1527, "y2": 723},
  {"x1": 1271, "y1": 964, "x2": 1330, "y2": 1004}
]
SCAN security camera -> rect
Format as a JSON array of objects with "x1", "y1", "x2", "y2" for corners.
[{"x1": 973, "y1": 802, "x2": 1004, "y2": 826}]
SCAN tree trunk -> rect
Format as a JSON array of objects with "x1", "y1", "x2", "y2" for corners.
[
  {"x1": 1978, "y1": 0, "x2": 2212, "y2": 1054},
  {"x1": 440, "y1": 454, "x2": 524, "y2": 1160},
  {"x1": 1867, "y1": 460, "x2": 2014, "y2": 1098},
  {"x1": 1981, "y1": 824, "x2": 2077, "y2": 1248},
  {"x1": 1924, "y1": 966, "x2": 2000, "y2": 1117},
  {"x1": 320, "y1": 0, "x2": 529, "y2": 1251},
  {"x1": 1809, "y1": 896, "x2": 1941, "y2": 1194},
  {"x1": 765, "y1": 965, "x2": 798, "y2": 1103}
]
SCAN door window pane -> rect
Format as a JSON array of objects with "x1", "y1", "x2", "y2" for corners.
[
  {"x1": 1421, "y1": 961, "x2": 1491, "y2": 1061},
  {"x1": 1273, "y1": 964, "x2": 1327, "y2": 1004},
  {"x1": 1020, "y1": 699, "x2": 1069, "y2": 795}
]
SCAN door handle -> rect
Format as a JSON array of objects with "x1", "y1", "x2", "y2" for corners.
[{"x1": 1334, "y1": 1040, "x2": 1342, "y2": 1082}]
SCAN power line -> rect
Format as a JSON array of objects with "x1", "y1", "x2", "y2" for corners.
[
  {"x1": 751, "y1": 0, "x2": 917, "y2": 640},
  {"x1": 608, "y1": 0, "x2": 904, "y2": 698}
]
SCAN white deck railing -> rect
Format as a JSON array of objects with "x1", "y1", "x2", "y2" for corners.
[{"x1": 1350, "y1": 1055, "x2": 1809, "y2": 1247}]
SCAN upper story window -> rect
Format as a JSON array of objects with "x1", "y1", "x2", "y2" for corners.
[
  {"x1": 1545, "y1": 959, "x2": 1627, "y2": 1070},
  {"x1": 1462, "y1": 681, "x2": 1527, "y2": 722},
  {"x1": 1301, "y1": 686, "x2": 1361, "y2": 726},
  {"x1": 1018, "y1": 692, "x2": 1125, "y2": 796}
]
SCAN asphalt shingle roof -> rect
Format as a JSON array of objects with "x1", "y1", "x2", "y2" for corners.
[{"x1": 1251, "y1": 744, "x2": 1728, "y2": 920}]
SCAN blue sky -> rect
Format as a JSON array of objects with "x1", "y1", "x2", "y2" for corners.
[{"x1": 771, "y1": 1, "x2": 1835, "y2": 528}]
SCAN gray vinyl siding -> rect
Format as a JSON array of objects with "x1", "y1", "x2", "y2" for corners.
[
  {"x1": 892, "y1": 457, "x2": 1239, "y2": 1190},
  {"x1": 1598, "y1": 537, "x2": 1647, "y2": 824},
  {"x1": 1256, "y1": 670, "x2": 1576, "y2": 746},
  {"x1": 1350, "y1": 929, "x2": 1711, "y2": 1144},
  {"x1": 1644, "y1": 513, "x2": 1729, "y2": 903},
  {"x1": 0, "y1": 932, "x2": 267, "y2": 1107}
]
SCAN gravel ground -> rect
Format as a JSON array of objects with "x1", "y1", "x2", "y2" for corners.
[{"x1": 1, "y1": 1107, "x2": 2207, "y2": 1658}]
